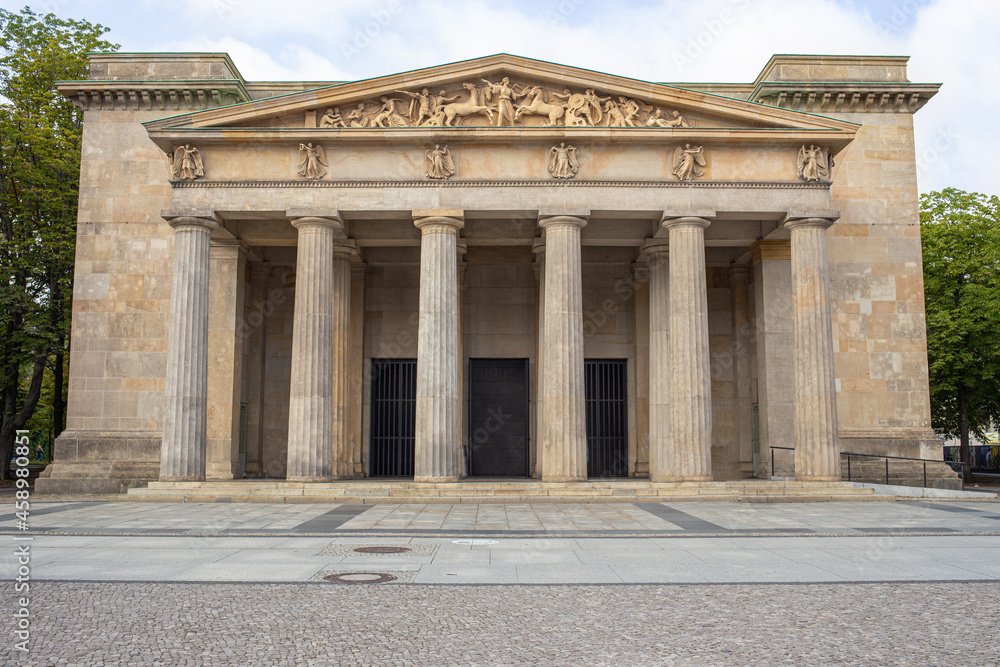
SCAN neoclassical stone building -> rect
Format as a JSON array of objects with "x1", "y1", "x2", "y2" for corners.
[{"x1": 38, "y1": 52, "x2": 946, "y2": 494}]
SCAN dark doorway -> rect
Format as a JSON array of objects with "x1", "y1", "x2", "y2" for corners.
[
  {"x1": 469, "y1": 359, "x2": 529, "y2": 477},
  {"x1": 369, "y1": 359, "x2": 416, "y2": 477},
  {"x1": 585, "y1": 359, "x2": 629, "y2": 477}
]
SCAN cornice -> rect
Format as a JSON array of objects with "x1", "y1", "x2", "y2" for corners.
[
  {"x1": 751, "y1": 81, "x2": 941, "y2": 114},
  {"x1": 56, "y1": 80, "x2": 251, "y2": 112}
]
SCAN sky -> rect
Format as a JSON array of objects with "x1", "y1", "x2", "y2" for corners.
[{"x1": 3, "y1": 0, "x2": 997, "y2": 194}]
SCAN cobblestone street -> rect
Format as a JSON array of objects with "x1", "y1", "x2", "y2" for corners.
[{"x1": 4, "y1": 581, "x2": 998, "y2": 666}]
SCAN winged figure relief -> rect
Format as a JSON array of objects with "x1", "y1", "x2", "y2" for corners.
[
  {"x1": 171, "y1": 144, "x2": 204, "y2": 180},
  {"x1": 797, "y1": 145, "x2": 830, "y2": 182},
  {"x1": 672, "y1": 144, "x2": 706, "y2": 181},
  {"x1": 548, "y1": 143, "x2": 579, "y2": 179},
  {"x1": 297, "y1": 143, "x2": 328, "y2": 180}
]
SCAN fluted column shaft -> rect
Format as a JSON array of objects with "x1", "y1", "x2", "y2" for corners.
[
  {"x1": 286, "y1": 217, "x2": 341, "y2": 482},
  {"x1": 160, "y1": 216, "x2": 218, "y2": 480},
  {"x1": 331, "y1": 245, "x2": 355, "y2": 478},
  {"x1": 539, "y1": 216, "x2": 588, "y2": 482},
  {"x1": 646, "y1": 245, "x2": 672, "y2": 481},
  {"x1": 413, "y1": 215, "x2": 464, "y2": 481},
  {"x1": 787, "y1": 218, "x2": 841, "y2": 481},
  {"x1": 662, "y1": 216, "x2": 713, "y2": 481},
  {"x1": 532, "y1": 240, "x2": 546, "y2": 478}
]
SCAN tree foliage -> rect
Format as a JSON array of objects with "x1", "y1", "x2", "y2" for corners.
[
  {"x1": 0, "y1": 7, "x2": 117, "y2": 478},
  {"x1": 920, "y1": 187, "x2": 1000, "y2": 480}
]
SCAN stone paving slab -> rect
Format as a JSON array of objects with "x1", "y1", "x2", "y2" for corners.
[{"x1": 3, "y1": 582, "x2": 997, "y2": 666}]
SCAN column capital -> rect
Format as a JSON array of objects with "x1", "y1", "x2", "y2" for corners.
[
  {"x1": 538, "y1": 215, "x2": 587, "y2": 231},
  {"x1": 661, "y1": 215, "x2": 712, "y2": 232},
  {"x1": 641, "y1": 240, "x2": 670, "y2": 261},
  {"x1": 532, "y1": 238, "x2": 546, "y2": 257},
  {"x1": 165, "y1": 215, "x2": 218, "y2": 232},
  {"x1": 290, "y1": 215, "x2": 343, "y2": 231},
  {"x1": 331, "y1": 240, "x2": 358, "y2": 259},
  {"x1": 783, "y1": 210, "x2": 839, "y2": 230},
  {"x1": 414, "y1": 215, "x2": 464, "y2": 234},
  {"x1": 784, "y1": 217, "x2": 837, "y2": 232}
]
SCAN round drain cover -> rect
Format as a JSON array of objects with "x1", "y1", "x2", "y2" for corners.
[
  {"x1": 324, "y1": 572, "x2": 397, "y2": 584},
  {"x1": 353, "y1": 546, "x2": 411, "y2": 554}
]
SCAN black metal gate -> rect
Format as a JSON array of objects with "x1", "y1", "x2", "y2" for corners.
[
  {"x1": 585, "y1": 359, "x2": 629, "y2": 478},
  {"x1": 369, "y1": 359, "x2": 417, "y2": 477},
  {"x1": 469, "y1": 359, "x2": 529, "y2": 477}
]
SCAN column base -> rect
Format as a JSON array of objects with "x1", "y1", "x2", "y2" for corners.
[
  {"x1": 795, "y1": 474, "x2": 841, "y2": 482},
  {"x1": 541, "y1": 474, "x2": 588, "y2": 483},
  {"x1": 286, "y1": 475, "x2": 333, "y2": 483},
  {"x1": 650, "y1": 474, "x2": 714, "y2": 483},
  {"x1": 160, "y1": 475, "x2": 206, "y2": 482},
  {"x1": 413, "y1": 475, "x2": 460, "y2": 483}
]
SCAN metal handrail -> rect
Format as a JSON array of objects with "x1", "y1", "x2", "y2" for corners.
[{"x1": 769, "y1": 446, "x2": 961, "y2": 488}]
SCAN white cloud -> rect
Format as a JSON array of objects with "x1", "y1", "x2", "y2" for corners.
[{"x1": 32, "y1": 0, "x2": 998, "y2": 193}]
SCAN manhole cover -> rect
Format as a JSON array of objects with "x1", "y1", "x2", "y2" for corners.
[
  {"x1": 324, "y1": 572, "x2": 397, "y2": 584},
  {"x1": 353, "y1": 546, "x2": 411, "y2": 554}
]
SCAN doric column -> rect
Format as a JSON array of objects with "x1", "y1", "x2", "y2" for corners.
[
  {"x1": 532, "y1": 239, "x2": 546, "y2": 478},
  {"x1": 286, "y1": 215, "x2": 343, "y2": 482},
  {"x1": 644, "y1": 243, "x2": 672, "y2": 481},
  {"x1": 244, "y1": 261, "x2": 271, "y2": 477},
  {"x1": 331, "y1": 242, "x2": 357, "y2": 478},
  {"x1": 661, "y1": 214, "x2": 714, "y2": 481},
  {"x1": 785, "y1": 216, "x2": 841, "y2": 481},
  {"x1": 457, "y1": 241, "x2": 468, "y2": 478},
  {"x1": 413, "y1": 211, "x2": 464, "y2": 482},
  {"x1": 160, "y1": 215, "x2": 218, "y2": 481},
  {"x1": 207, "y1": 240, "x2": 248, "y2": 480},
  {"x1": 730, "y1": 264, "x2": 754, "y2": 476},
  {"x1": 538, "y1": 215, "x2": 588, "y2": 482}
]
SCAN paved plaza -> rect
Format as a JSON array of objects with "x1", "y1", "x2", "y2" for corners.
[{"x1": 3, "y1": 499, "x2": 1000, "y2": 664}]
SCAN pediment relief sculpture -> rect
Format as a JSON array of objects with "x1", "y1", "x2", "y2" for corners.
[
  {"x1": 797, "y1": 144, "x2": 831, "y2": 182},
  {"x1": 425, "y1": 144, "x2": 455, "y2": 179},
  {"x1": 671, "y1": 144, "x2": 706, "y2": 181},
  {"x1": 171, "y1": 144, "x2": 204, "y2": 180},
  {"x1": 297, "y1": 142, "x2": 328, "y2": 180},
  {"x1": 311, "y1": 78, "x2": 698, "y2": 130},
  {"x1": 548, "y1": 143, "x2": 579, "y2": 179}
]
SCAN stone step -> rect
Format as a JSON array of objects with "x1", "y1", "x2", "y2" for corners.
[{"x1": 126, "y1": 481, "x2": 880, "y2": 503}]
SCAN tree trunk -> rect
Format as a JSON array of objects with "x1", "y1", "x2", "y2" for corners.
[
  {"x1": 958, "y1": 387, "x2": 971, "y2": 484},
  {"x1": 0, "y1": 351, "x2": 48, "y2": 480}
]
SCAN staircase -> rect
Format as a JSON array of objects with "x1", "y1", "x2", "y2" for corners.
[{"x1": 125, "y1": 479, "x2": 887, "y2": 504}]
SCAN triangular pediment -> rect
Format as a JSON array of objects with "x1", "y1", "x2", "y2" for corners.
[{"x1": 144, "y1": 54, "x2": 857, "y2": 149}]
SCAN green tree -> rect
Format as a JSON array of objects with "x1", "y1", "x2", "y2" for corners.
[
  {"x1": 921, "y1": 187, "x2": 1000, "y2": 482},
  {"x1": 0, "y1": 8, "x2": 117, "y2": 479}
]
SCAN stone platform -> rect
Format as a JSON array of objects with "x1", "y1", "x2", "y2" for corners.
[{"x1": 125, "y1": 479, "x2": 885, "y2": 504}]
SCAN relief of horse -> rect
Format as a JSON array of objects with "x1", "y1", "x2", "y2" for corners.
[
  {"x1": 513, "y1": 86, "x2": 566, "y2": 126},
  {"x1": 441, "y1": 83, "x2": 495, "y2": 126}
]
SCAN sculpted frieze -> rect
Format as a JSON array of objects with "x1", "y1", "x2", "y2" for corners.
[
  {"x1": 311, "y1": 78, "x2": 696, "y2": 129},
  {"x1": 170, "y1": 144, "x2": 204, "y2": 180},
  {"x1": 797, "y1": 144, "x2": 831, "y2": 182}
]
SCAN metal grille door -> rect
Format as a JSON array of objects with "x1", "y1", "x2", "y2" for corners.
[
  {"x1": 369, "y1": 359, "x2": 417, "y2": 477},
  {"x1": 469, "y1": 359, "x2": 529, "y2": 477},
  {"x1": 585, "y1": 359, "x2": 629, "y2": 477}
]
